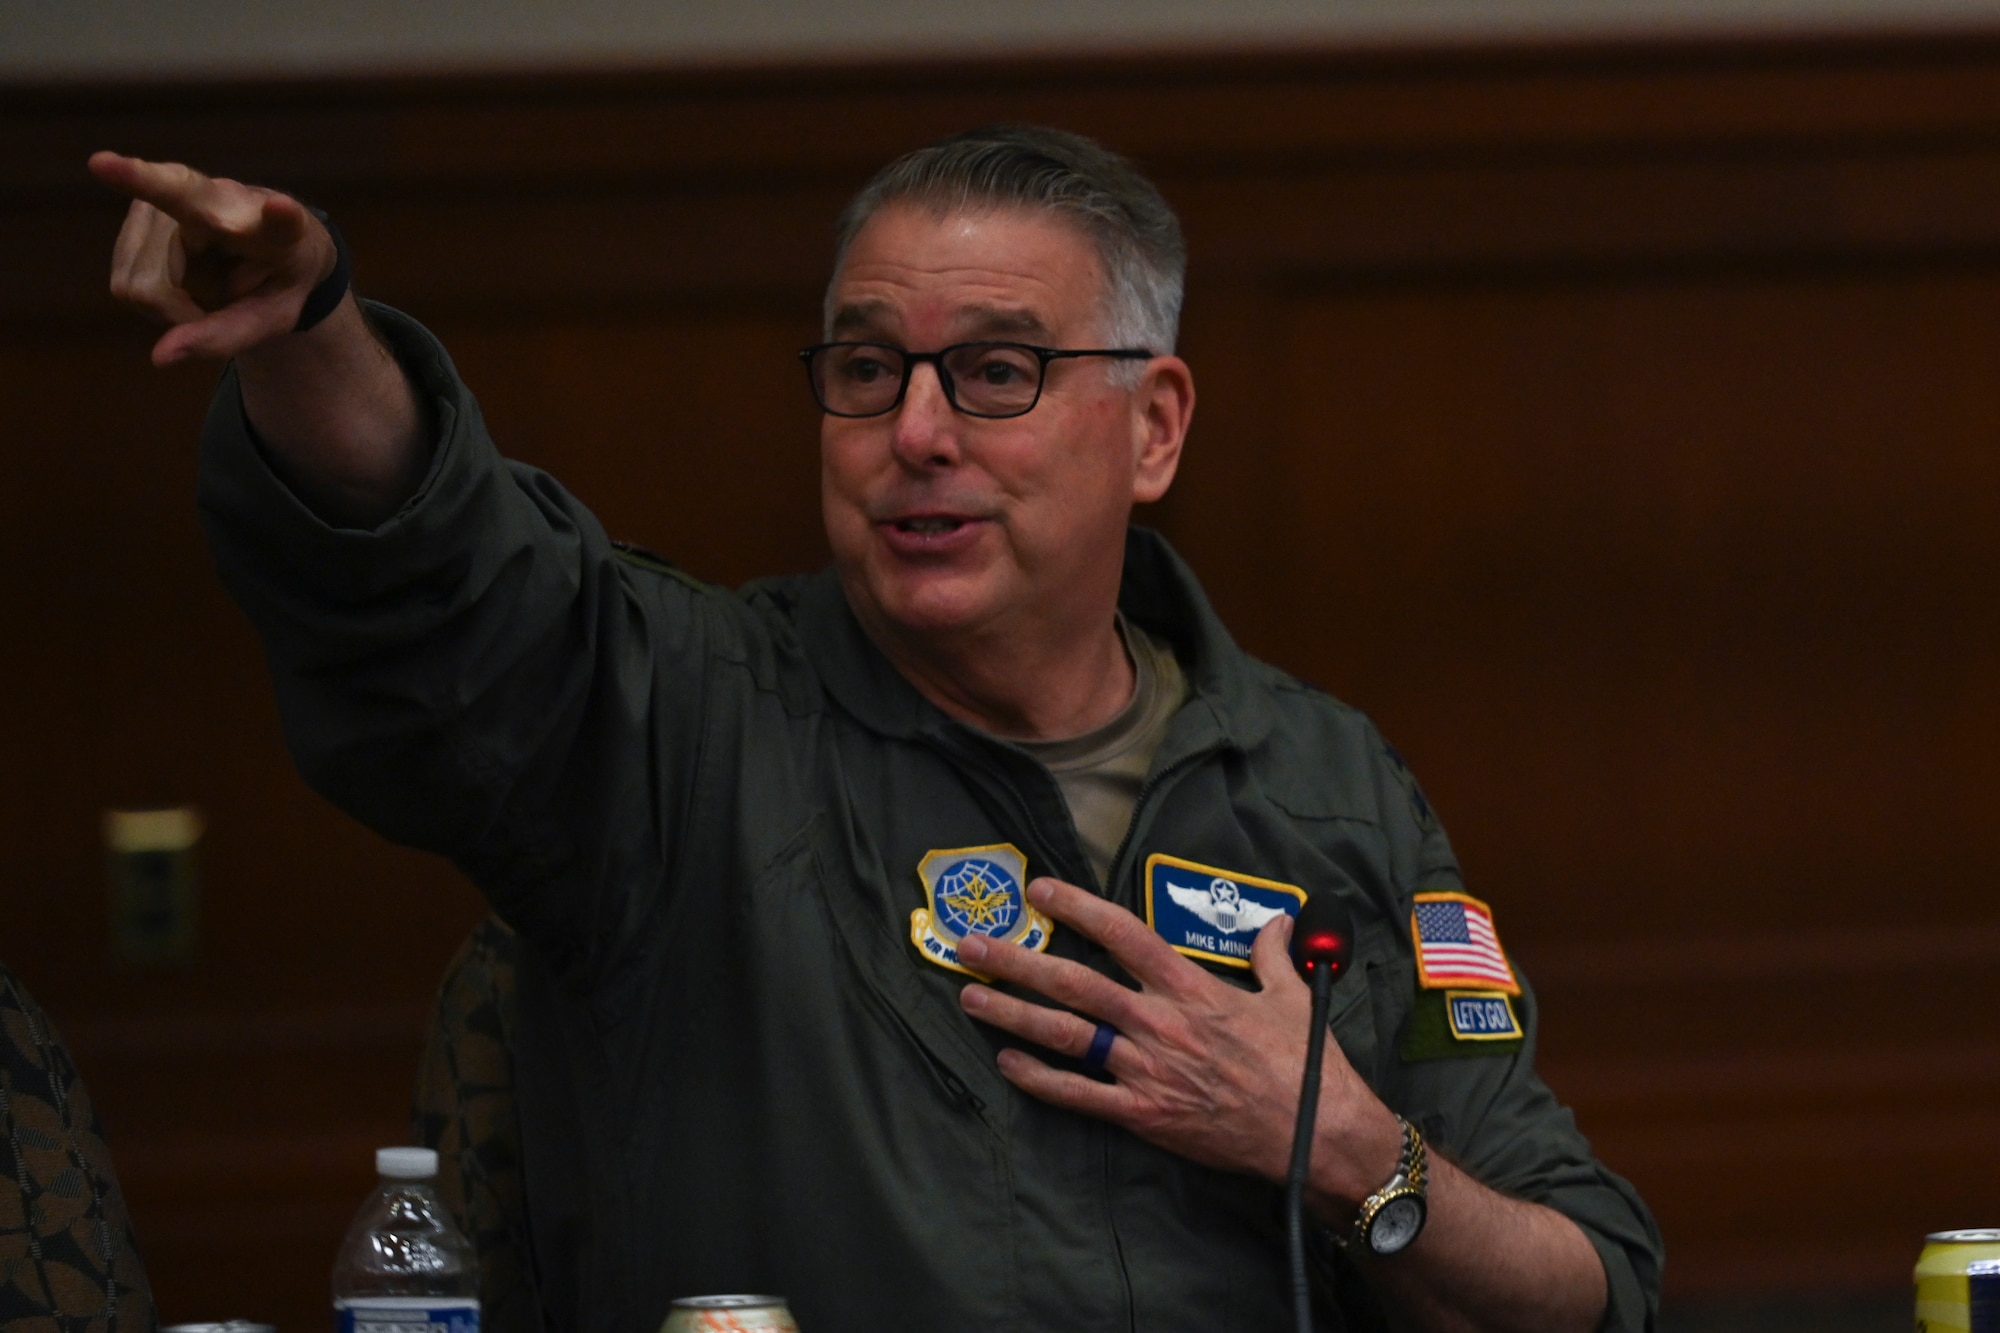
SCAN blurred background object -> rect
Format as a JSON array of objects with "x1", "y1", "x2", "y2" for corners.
[
  {"x1": 6, "y1": 4, "x2": 2000, "y2": 1328},
  {"x1": 104, "y1": 805, "x2": 203, "y2": 965},
  {"x1": 11, "y1": 0, "x2": 2000, "y2": 80}
]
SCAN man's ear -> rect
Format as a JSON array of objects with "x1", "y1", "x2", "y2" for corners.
[{"x1": 1131, "y1": 355, "x2": 1195, "y2": 505}]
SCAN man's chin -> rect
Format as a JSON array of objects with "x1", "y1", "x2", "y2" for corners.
[{"x1": 850, "y1": 570, "x2": 1007, "y2": 646}]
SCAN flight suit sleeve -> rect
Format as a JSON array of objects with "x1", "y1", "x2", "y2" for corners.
[
  {"x1": 1364, "y1": 732, "x2": 1665, "y2": 1333},
  {"x1": 197, "y1": 303, "x2": 743, "y2": 987},
  {"x1": 1390, "y1": 988, "x2": 1663, "y2": 1332}
]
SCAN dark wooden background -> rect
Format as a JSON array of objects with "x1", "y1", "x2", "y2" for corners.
[{"x1": 6, "y1": 32, "x2": 2000, "y2": 1326}]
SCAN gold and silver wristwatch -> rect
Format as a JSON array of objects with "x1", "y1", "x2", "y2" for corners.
[{"x1": 1345, "y1": 1116, "x2": 1429, "y2": 1256}]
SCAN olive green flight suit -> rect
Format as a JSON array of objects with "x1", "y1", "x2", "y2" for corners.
[{"x1": 199, "y1": 308, "x2": 1662, "y2": 1333}]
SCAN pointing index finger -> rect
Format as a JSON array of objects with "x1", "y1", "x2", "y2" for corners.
[
  {"x1": 89, "y1": 153, "x2": 204, "y2": 214},
  {"x1": 88, "y1": 152, "x2": 271, "y2": 238}
]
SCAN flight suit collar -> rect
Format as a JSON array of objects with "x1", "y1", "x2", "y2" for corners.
[{"x1": 791, "y1": 526, "x2": 1278, "y2": 752}]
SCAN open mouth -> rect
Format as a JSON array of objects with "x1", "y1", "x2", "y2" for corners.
[{"x1": 892, "y1": 516, "x2": 970, "y2": 535}]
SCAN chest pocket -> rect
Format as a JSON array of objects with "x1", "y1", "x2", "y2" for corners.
[{"x1": 717, "y1": 815, "x2": 1022, "y2": 1327}]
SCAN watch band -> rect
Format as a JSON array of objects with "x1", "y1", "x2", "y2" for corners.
[
  {"x1": 1341, "y1": 1116, "x2": 1429, "y2": 1255},
  {"x1": 294, "y1": 207, "x2": 351, "y2": 333}
]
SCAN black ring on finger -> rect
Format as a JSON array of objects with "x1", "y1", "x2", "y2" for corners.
[{"x1": 1081, "y1": 1022, "x2": 1118, "y2": 1076}]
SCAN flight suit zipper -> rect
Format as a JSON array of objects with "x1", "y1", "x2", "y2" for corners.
[
  {"x1": 1104, "y1": 739, "x2": 1225, "y2": 905},
  {"x1": 1096, "y1": 736, "x2": 1226, "y2": 1333}
]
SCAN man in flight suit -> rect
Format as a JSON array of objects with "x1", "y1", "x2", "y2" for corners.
[{"x1": 91, "y1": 126, "x2": 1661, "y2": 1331}]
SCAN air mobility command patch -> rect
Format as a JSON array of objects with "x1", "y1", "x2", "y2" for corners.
[
  {"x1": 1401, "y1": 891, "x2": 1525, "y2": 1060},
  {"x1": 1144, "y1": 853, "x2": 1307, "y2": 969},
  {"x1": 911, "y1": 843, "x2": 1053, "y2": 979}
]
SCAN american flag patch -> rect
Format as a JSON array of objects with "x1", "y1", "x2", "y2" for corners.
[{"x1": 1411, "y1": 893, "x2": 1519, "y2": 995}]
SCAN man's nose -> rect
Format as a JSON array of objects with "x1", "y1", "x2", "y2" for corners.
[{"x1": 889, "y1": 361, "x2": 960, "y2": 466}]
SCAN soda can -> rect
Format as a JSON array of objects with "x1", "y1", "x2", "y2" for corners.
[
  {"x1": 659, "y1": 1295, "x2": 799, "y2": 1333},
  {"x1": 1916, "y1": 1229, "x2": 2000, "y2": 1332}
]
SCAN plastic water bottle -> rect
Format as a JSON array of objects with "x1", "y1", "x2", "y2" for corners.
[{"x1": 332, "y1": 1147, "x2": 479, "y2": 1333}]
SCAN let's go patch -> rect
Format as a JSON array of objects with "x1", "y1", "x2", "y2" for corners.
[
  {"x1": 1445, "y1": 990, "x2": 1522, "y2": 1041},
  {"x1": 1145, "y1": 854, "x2": 1306, "y2": 969}
]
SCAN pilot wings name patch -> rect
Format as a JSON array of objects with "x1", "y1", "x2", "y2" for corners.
[
  {"x1": 1411, "y1": 891, "x2": 1520, "y2": 995},
  {"x1": 1144, "y1": 853, "x2": 1306, "y2": 969}
]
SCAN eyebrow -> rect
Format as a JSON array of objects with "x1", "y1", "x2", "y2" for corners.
[
  {"x1": 828, "y1": 301, "x2": 1058, "y2": 344},
  {"x1": 828, "y1": 301, "x2": 887, "y2": 339}
]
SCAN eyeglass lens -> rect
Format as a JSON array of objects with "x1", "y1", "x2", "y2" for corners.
[{"x1": 812, "y1": 343, "x2": 1046, "y2": 417}]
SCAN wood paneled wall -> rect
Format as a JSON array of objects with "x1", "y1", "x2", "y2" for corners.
[{"x1": 7, "y1": 33, "x2": 2000, "y2": 1324}]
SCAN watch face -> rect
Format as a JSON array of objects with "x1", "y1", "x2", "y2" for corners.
[{"x1": 1369, "y1": 1194, "x2": 1426, "y2": 1255}]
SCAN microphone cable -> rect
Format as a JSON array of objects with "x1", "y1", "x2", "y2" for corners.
[{"x1": 1285, "y1": 893, "x2": 1355, "y2": 1333}]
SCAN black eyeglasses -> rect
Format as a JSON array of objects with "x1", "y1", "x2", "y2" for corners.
[{"x1": 798, "y1": 341, "x2": 1155, "y2": 419}]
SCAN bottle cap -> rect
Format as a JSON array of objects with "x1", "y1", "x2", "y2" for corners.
[{"x1": 376, "y1": 1147, "x2": 439, "y2": 1179}]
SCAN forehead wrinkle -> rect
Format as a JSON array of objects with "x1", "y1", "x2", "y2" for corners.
[
  {"x1": 829, "y1": 298, "x2": 1060, "y2": 346},
  {"x1": 957, "y1": 304, "x2": 1055, "y2": 341},
  {"x1": 827, "y1": 206, "x2": 1107, "y2": 342}
]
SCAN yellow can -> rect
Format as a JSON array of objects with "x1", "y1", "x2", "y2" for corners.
[{"x1": 1916, "y1": 1230, "x2": 2000, "y2": 1332}]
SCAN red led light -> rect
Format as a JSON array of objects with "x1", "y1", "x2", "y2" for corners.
[{"x1": 1305, "y1": 932, "x2": 1343, "y2": 953}]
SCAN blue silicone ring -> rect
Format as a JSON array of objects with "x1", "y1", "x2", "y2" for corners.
[{"x1": 1082, "y1": 1022, "x2": 1118, "y2": 1075}]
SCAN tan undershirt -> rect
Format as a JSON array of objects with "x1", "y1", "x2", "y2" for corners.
[{"x1": 1011, "y1": 616, "x2": 1190, "y2": 889}]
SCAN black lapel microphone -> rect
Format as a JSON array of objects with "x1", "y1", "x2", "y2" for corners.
[{"x1": 1285, "y1": 891, "x2": 1356, "y2": 1333}]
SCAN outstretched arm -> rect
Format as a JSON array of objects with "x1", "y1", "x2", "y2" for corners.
[
  {"x1": 958, "y1": 878, "x2": 1608, "y2": 1333},
  {"x1": 90, "y1": 151, "x2": 426, "y2": 527}
]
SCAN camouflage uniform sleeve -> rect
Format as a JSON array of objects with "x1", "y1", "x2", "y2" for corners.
[
  {"x1": 0, "y1": 964, "x2": 156, "y2": 1333},
  {"x1": 412, "y1": 917, "x2": 539, "y2": 1333},
  {"x1": 1364, "y1": 728, "x2": 1665, "y2": 1333}
]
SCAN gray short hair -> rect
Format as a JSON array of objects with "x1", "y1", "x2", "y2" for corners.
[{"x1": 827, "y1": 125, "x2": 1186, "y2": 372}]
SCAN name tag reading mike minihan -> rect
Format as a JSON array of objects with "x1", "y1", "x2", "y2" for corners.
[
  {"x1": 1144, "y1": 853, "x2": 1306, "y2": 969},
  {"x1": 911, "y1": 843, "x2": 1053, "y2": 979}
]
